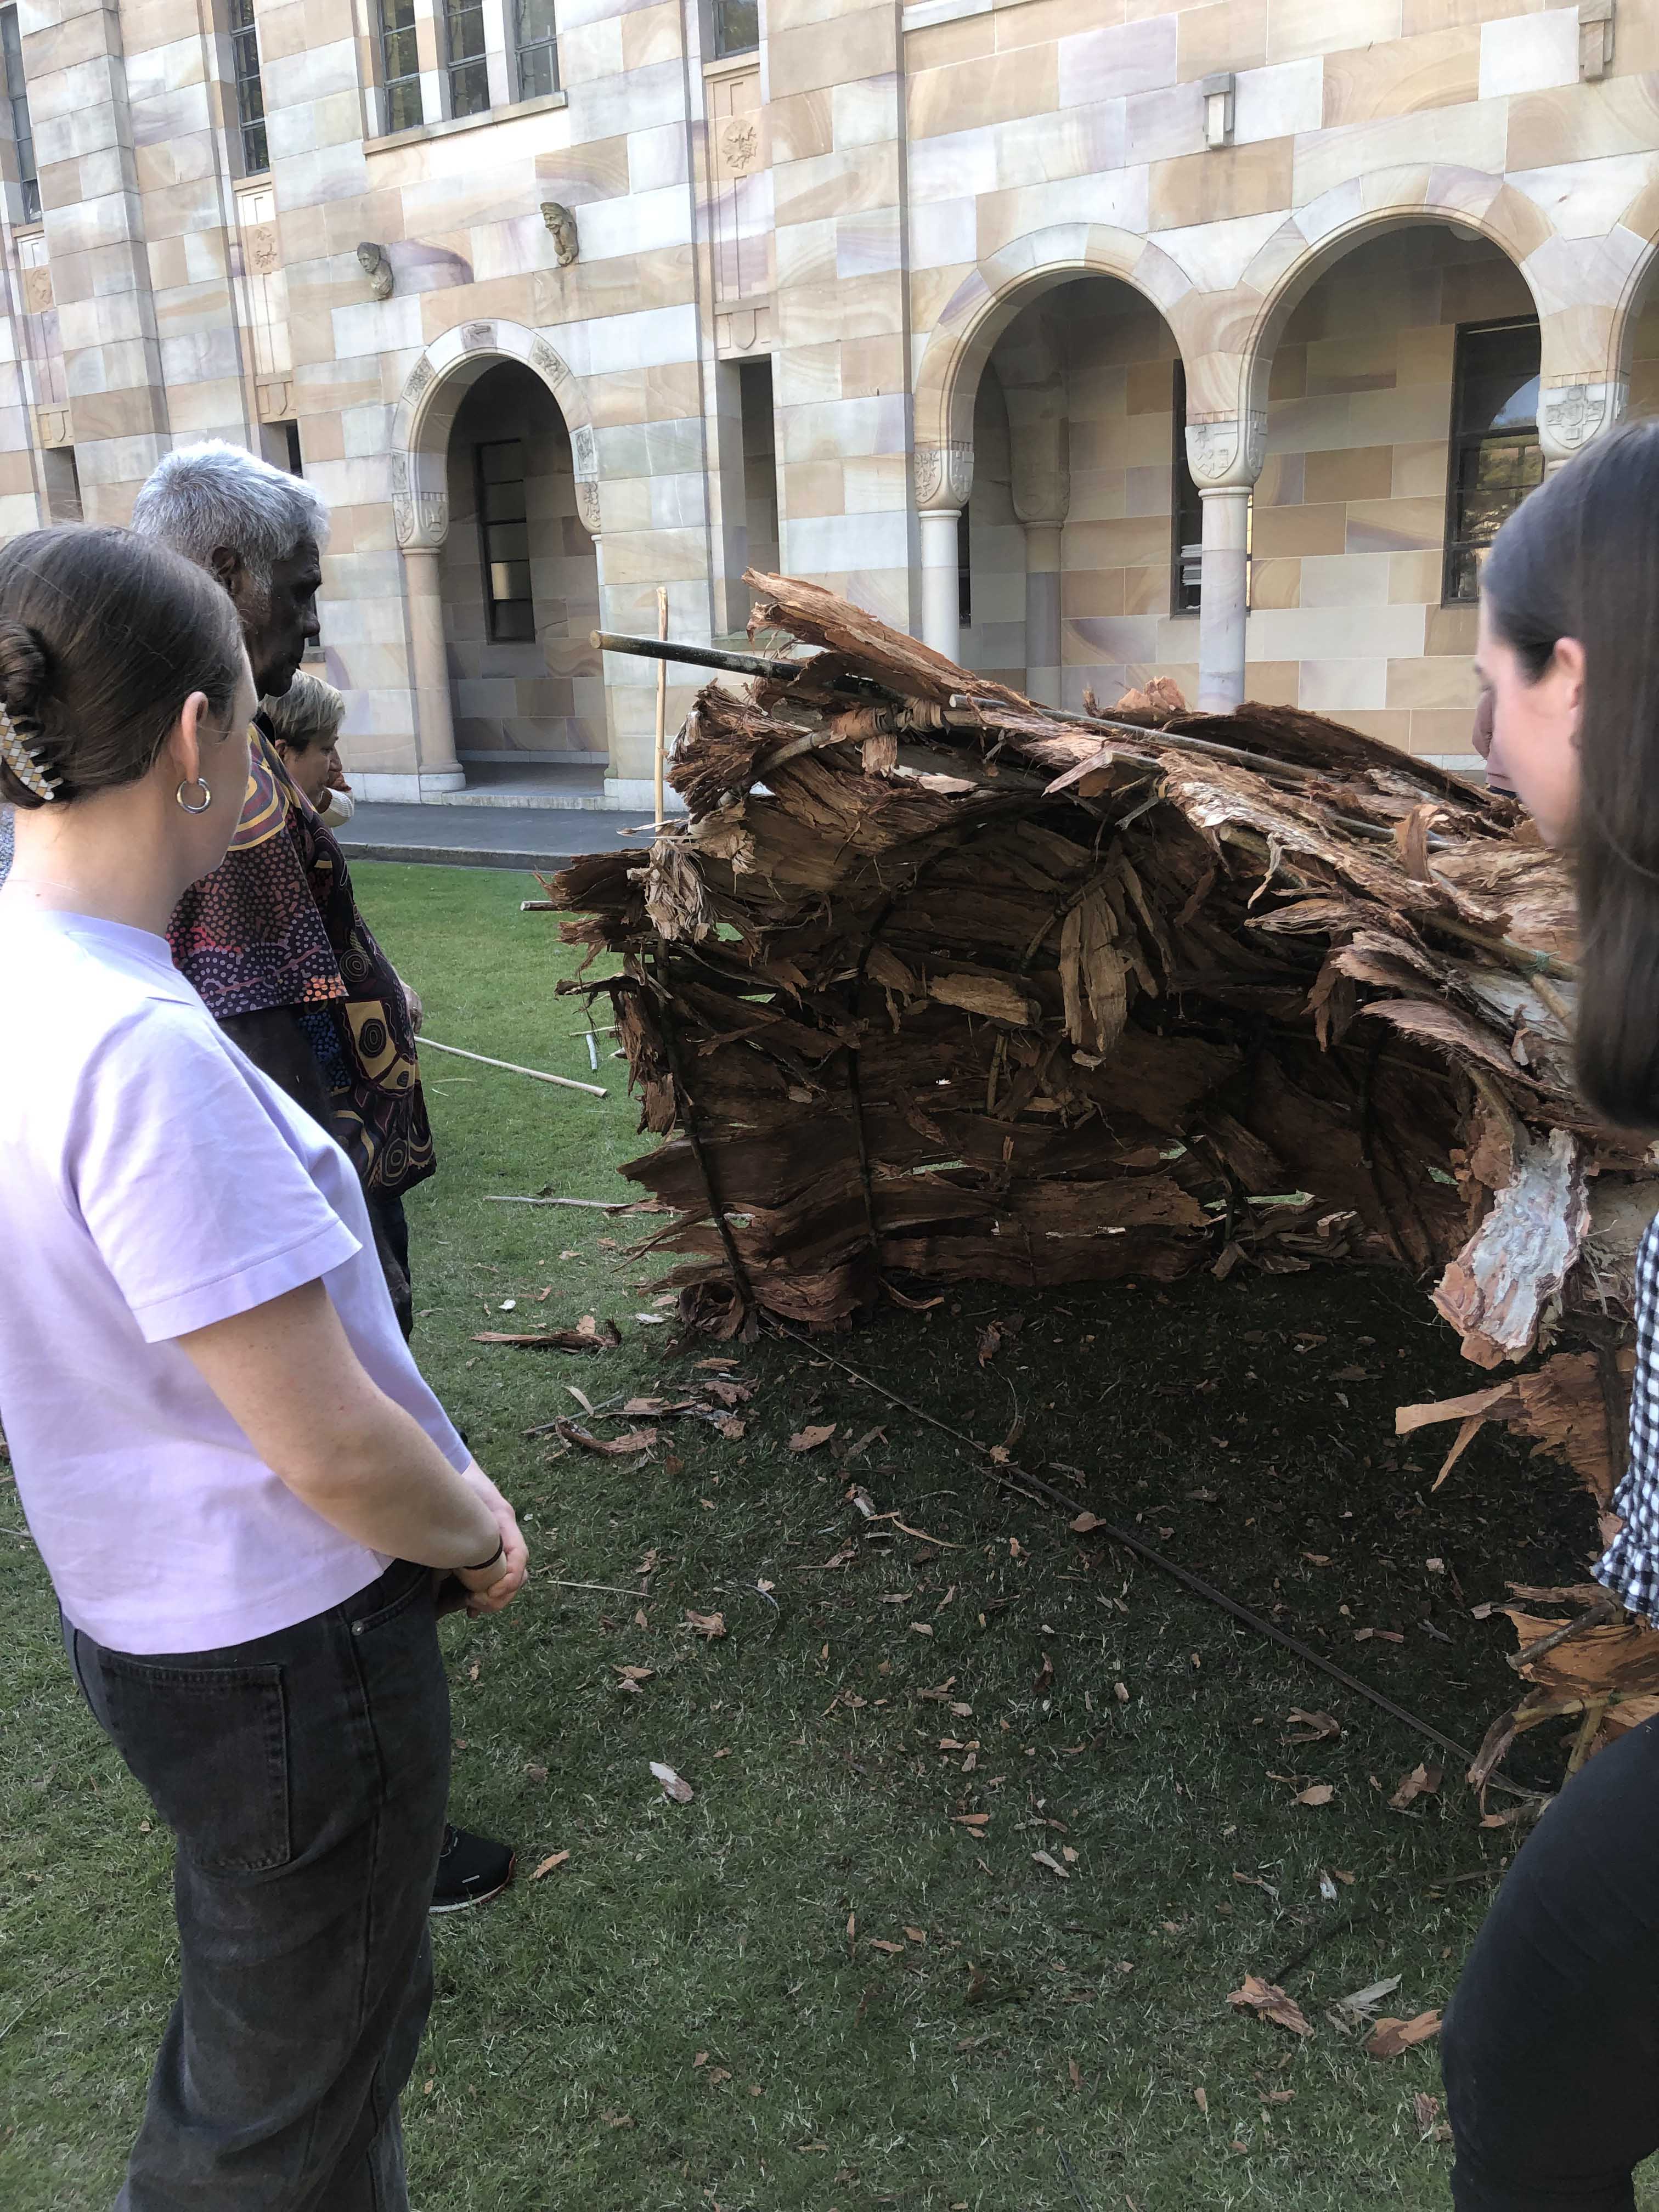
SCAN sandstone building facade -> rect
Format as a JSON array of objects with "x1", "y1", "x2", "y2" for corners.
[{"x1": 3, "y1": 0, "x2": 1658, "y2": 800}]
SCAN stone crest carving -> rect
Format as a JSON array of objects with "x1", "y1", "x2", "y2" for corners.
[
  {"x1": 247, "y1": 223, "x2": 280, "y2": 276},
  {"x1": 417, "y1": 491, "x2": 447, "y2": 540},
  {"x1": 720, "y1": 120, "x2": 759, "y2": 174},
  {"x1": 22, "y1": 263, "x2": 52, "y2": 315},
  {"x1": 256, "y1": 379, "x2": 291, "y2": 422},
  {"x1": 913, "y1": 441, "x2": 973, "y2": 510},
  {"x1": 569, "y1": 424, "x2": 596, "y2": 481},
  {"x1": 402, "y1": 357, "x2": 435, "y2": 404},
  {"x1": 1185, "y1": 410, "x2": 1267, "y2": 486},
  {"x1": 390, "y1": 452, "x2": 413, "y2": 545},
  {"x1": 575, "y1": 480, "x2": 601, "y2": 534},
  {"x1": 1540, "y1": 380, "x2": 1625, "y2": 457},
  {"x1": 539, "y1": 203, "x2": 580, "y2": 267},
  {"x1": 36, "y1": 407, "x2": 69, "y2": 449},
  {"x1": 461, "y1": 321, "x2": 496, "y2": 352}
]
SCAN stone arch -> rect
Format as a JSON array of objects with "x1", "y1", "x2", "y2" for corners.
[
  {"x1": 389, "y1": 318, "x2": 600, "y2": 547},
  {"x1": 912, "y1": 222, "x2": 1201, "y2": 474},
  {"x1": 1216, "y1": 167, "x2": 1558, "y2": 427}
]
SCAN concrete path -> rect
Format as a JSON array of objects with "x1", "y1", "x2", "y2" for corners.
[{"x1": 340, "y1": 800, "x2": 646, "y2": 872}]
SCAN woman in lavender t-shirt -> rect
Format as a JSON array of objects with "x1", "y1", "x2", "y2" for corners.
[{"x1": 0, "y1": 526, "x2": 526, "y2": 2210}]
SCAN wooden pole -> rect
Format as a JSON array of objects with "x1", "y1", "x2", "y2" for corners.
[
  {"x1": 421, "y1": 1037, "x2": 607, "y2": 1098},
  {"x1": 654, "y1": 586, "x2": 669, "y2": 833}
]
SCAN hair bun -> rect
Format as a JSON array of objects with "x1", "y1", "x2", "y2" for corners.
[
  {"x1": 0, "y1": 617, "x2": 51, "y2": 724},
  {"x1": 0, "y1": 617, "x2": 57, "y2": 807}
]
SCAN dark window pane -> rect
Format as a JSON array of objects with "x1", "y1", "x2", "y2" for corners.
[
  {"x1": 476, "y1": 443, "x2": 537, "y2": 642},
  {"x1": 446, "y1": 0, "x2": 487, "y2": 57},
  {"x1": 487, "y1": 521, "x2": 530, "y2": 561},
  {"x1": 385, "y1": 77, "x2": 423, "y2": 132},
  {"x1": 379, "y1": 0, "x2": 424, "y2": 130},
  {"x1": 481, "y1": 439, "x2": 525, "y2": 482},
  {"x1": 714, "y1": 0, "x2": 759, "y2": 55},
  {"x1": 1171, "y1": 358, "x2": 1204, "y2": 614},
  {"x1": 383, "y1": 25, "x2": 419, "y2": 76},
  {"x1": 1445, "y1": 318, "x2": 1543, "y2": 603},
  {"x1": 517, "y1": 0, "x2": 557, "y2": 36},
  {"x1": 242, "y1": 119, "x2": 268, "y2": 173},
  {"x1": 450, "y1": 55, "x2": 489, "y2": 113},
  {"x1": 517, "y1": 40, "x2": 556, "y2": 97}
]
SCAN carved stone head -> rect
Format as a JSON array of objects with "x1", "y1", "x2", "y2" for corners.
[
  {"x1": 540, "y1": 202, "x2": 579, "y2": 267},
  {"x1": 356, "y1": 241, "x2": 394, "y2": 301}
]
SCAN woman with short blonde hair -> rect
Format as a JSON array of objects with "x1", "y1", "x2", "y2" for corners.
[{"x1": 263, "y1": 670, "x2": 354, "y2": 826}]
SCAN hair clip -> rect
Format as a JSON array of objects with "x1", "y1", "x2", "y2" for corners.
[{"x1": 0, "y1": 699, "x2": 58, "y2": 800}]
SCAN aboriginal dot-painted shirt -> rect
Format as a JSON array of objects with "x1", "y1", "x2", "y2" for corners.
[{"x1": 168, "y1": 718, "x2": 434, "y2": 1199}]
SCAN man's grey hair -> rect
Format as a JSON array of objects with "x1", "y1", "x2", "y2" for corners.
[
  {"x1": 263, "y1": 671, "x2": 345, "y2": 752},
  {"x1": 131, "y1": 439, "x2": 330, "y2": 586}
]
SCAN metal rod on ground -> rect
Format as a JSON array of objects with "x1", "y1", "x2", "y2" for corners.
[
  {"x1": 769, "y1": 1322, "x2": 1542, "y2": 1803},
  {"x1": 654, "y1": 589, "x2": 669, "y2": 834},
  {"x1": 421, "y1": 1038, "x2": 607, "y2": 1098}
]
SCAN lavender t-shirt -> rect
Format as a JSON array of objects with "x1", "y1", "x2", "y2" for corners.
[{"x1": 0, "y1": 905, "x2": 469, "y2": 1655}]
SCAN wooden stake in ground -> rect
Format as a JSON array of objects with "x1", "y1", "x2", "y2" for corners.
[
  {"x1": 654, "y1": 585, "x2": 669, "y2": 834},
  {"x1": 421, "y1": 1037, "x2": 607, "y2": 1098}
]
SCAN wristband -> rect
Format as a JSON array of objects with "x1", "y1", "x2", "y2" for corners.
[{"x1": 459, "y1": 1537, "x2": 506, "y2": 1575}]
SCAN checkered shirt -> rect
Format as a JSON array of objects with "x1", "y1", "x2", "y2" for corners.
[{"x1": 1595, "y1": 1214, "x2": 1659, "y2": 1626}]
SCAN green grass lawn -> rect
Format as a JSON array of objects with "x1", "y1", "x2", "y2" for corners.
[{"x1": 0, "y1": 860, "x2": 1640, "y2": 2211}]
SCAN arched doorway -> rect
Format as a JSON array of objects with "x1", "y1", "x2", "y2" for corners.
[
  {"x1": 955, "y1": 275, "x2": 1189, "y2": 712},
  {"x1": 439, "y1": 360, "x2": 604, "y2": 781},
  {"x1": 1245, "y1": 225, "x2": 1540, "y2": 763},
  {"x1": 388, "y1": 320, "x2": 602, "y2": 795}
]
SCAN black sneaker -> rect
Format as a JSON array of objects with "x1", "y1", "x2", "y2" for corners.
[{"x1": 430, "y1": 1824, "x2": 515, "y2": 1914}]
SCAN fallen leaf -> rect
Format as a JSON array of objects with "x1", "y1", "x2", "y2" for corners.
[
  {"x1": 685, "y1": 1610, "x2": 727, "y2": 1640},
  {"x1": 1228, "y1": 1976, "x2": 1314, "y2": 2039},
  {"x1": 1335, "y1": 1974, "x2": 1402, "y2": 2019},
  {"x1": 904, "y1": 1926, "x2": 926, "y2": 1943},
  {"x1": 1365, "y1": 2011, "x2": 1442, "y2": 2060},
  {"x1": 1031, "y1": 1849, "x2": 1070, "y2": 1880},
  {"x1": 472, "y1": 1316, "x2": 621, "y2": 1353},
  {"x1": 1070, "y1": 1510, "x2": 1103, "y2": 1534},
  {"x1": 1389, "y1": 1763, "x2": 1443, "y2": 1811},
  {"x1": 1414, "y1": 2091, "x2": 1444, "y2": 2137},
  {"x1": 789, "y1": 1424, "x2": 838, "y2": 1453},
  {"x1": 869, "y1": 1938, "x2": 904, "y2": 1955},
  {"x1": 1193, "y1": 2086, "x2": 1208, "y2": 2115},
  {"x1": 555, "y1": 1420, "x2": 658, "y2": 1457},
  {"x1": 1294, "y1": 1784, "x2": 1335, "y2": 1807},
  {"x1": 1283, "y1": 1709, "x2": 1341, "y2": 1744},
  {"x1": 977, "y1": 1323, "x2": 1004, "y2": 1365},
  {"x1": 650, "y1": 1760, "x2": 695, "y2": 1805},
  {"x1": 529, "y1": 1850, "x2": 570, "y2": 1880},
  {"x1": 953, "y1": 1812, "x2": 990, "y2": 1830},
  {"x1": 1033, "y1": 1652, "x2": 1054, "y2": 1694},
  {"x1": 612, "y1": 1663, "x2": 655, "y2": 1684}
]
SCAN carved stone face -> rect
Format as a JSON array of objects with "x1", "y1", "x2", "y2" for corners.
[
  {"x1": 540, "y1": 202, "x2": 579, "y2": 267},
  {"x1": 356, "y1": 242, "x2": 380, "y2": 274},
  {"x1": 357, "y1": 241, "x2": 394, "y2": 300}
]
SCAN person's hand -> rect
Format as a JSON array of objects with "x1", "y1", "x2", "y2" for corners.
[
  {"x1": 454, "y1": 1460, "x2": 528, "y2": 1616},
  {"x1": 402, "y1": 979, "x2": 425, "y2": 1035}
]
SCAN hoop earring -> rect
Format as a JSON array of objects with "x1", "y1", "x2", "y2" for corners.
[{"x1": 176, "y1": 777, "x2": 212, "y2": 814}]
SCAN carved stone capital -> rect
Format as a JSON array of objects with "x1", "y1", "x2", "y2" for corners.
[
  {"x1": 575, "y1": 478, "x2": 601, "y2": 536},
  {"x1": 914, "y1": 439, "x2": 973, "y2": 511},
  {"x1": 1538, "y1": 377, "x2": 1626, "y2": 462},
  {"x1": 393, "y1": 453, "x2": 450, "y2": 549},
  {"x1": 1184, "y1": 410, "x2": 1266, "y2": 488}
]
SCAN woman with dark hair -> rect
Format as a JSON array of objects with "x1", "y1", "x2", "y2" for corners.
[
  {"x1": 0, "y1": 525, "x2": 525, "y2": 2209},
  {"x1": 1441, "y1": 419, "x2": 1659, "y2": 2209}
]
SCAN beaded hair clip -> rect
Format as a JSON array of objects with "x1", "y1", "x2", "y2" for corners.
[{"x1": 0, "y1": 699, "x2": 57, "y2": 800}]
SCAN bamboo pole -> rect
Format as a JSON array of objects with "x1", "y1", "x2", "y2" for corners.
[
  {"x1": 421, "y1": 1038, "x2": 607, "y2": 1098},
  {"x1": 654, "y1": 586, "x2": 668, "y2": 834}
]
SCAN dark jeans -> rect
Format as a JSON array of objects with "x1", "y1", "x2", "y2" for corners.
[
  {"x1": 65, "y1": 1560, "x2": 450, "y2": 2211},
  {"x1": 366, "y1": 1191, "x2": 413, "y2": 1341},
  {"x1": 1443, "y1": 1714, "x2": 1659, "y2": 2209}
]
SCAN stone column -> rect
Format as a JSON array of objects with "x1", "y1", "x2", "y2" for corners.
[
  {"x1": 1186, "y1": 413, "x2": 1266, "y2": 715},
  {"x1": 915, "y1": 441, "x2": 972, "y2": 665},
  {"x1": 1022, "y1": 522, "x2": 1063, "y2": 707},
  {"x1": 402, "y1": 547, "x2": 465, "y2": 794}
]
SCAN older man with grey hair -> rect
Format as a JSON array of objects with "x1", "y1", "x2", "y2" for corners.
[{"x1": 134, "y1": 440, "x2": 518, "y2": 1920}]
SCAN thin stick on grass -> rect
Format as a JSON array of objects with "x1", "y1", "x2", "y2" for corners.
[{"x1": 422, "y1": 1039, "x2": 607, "y2": 1097}]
